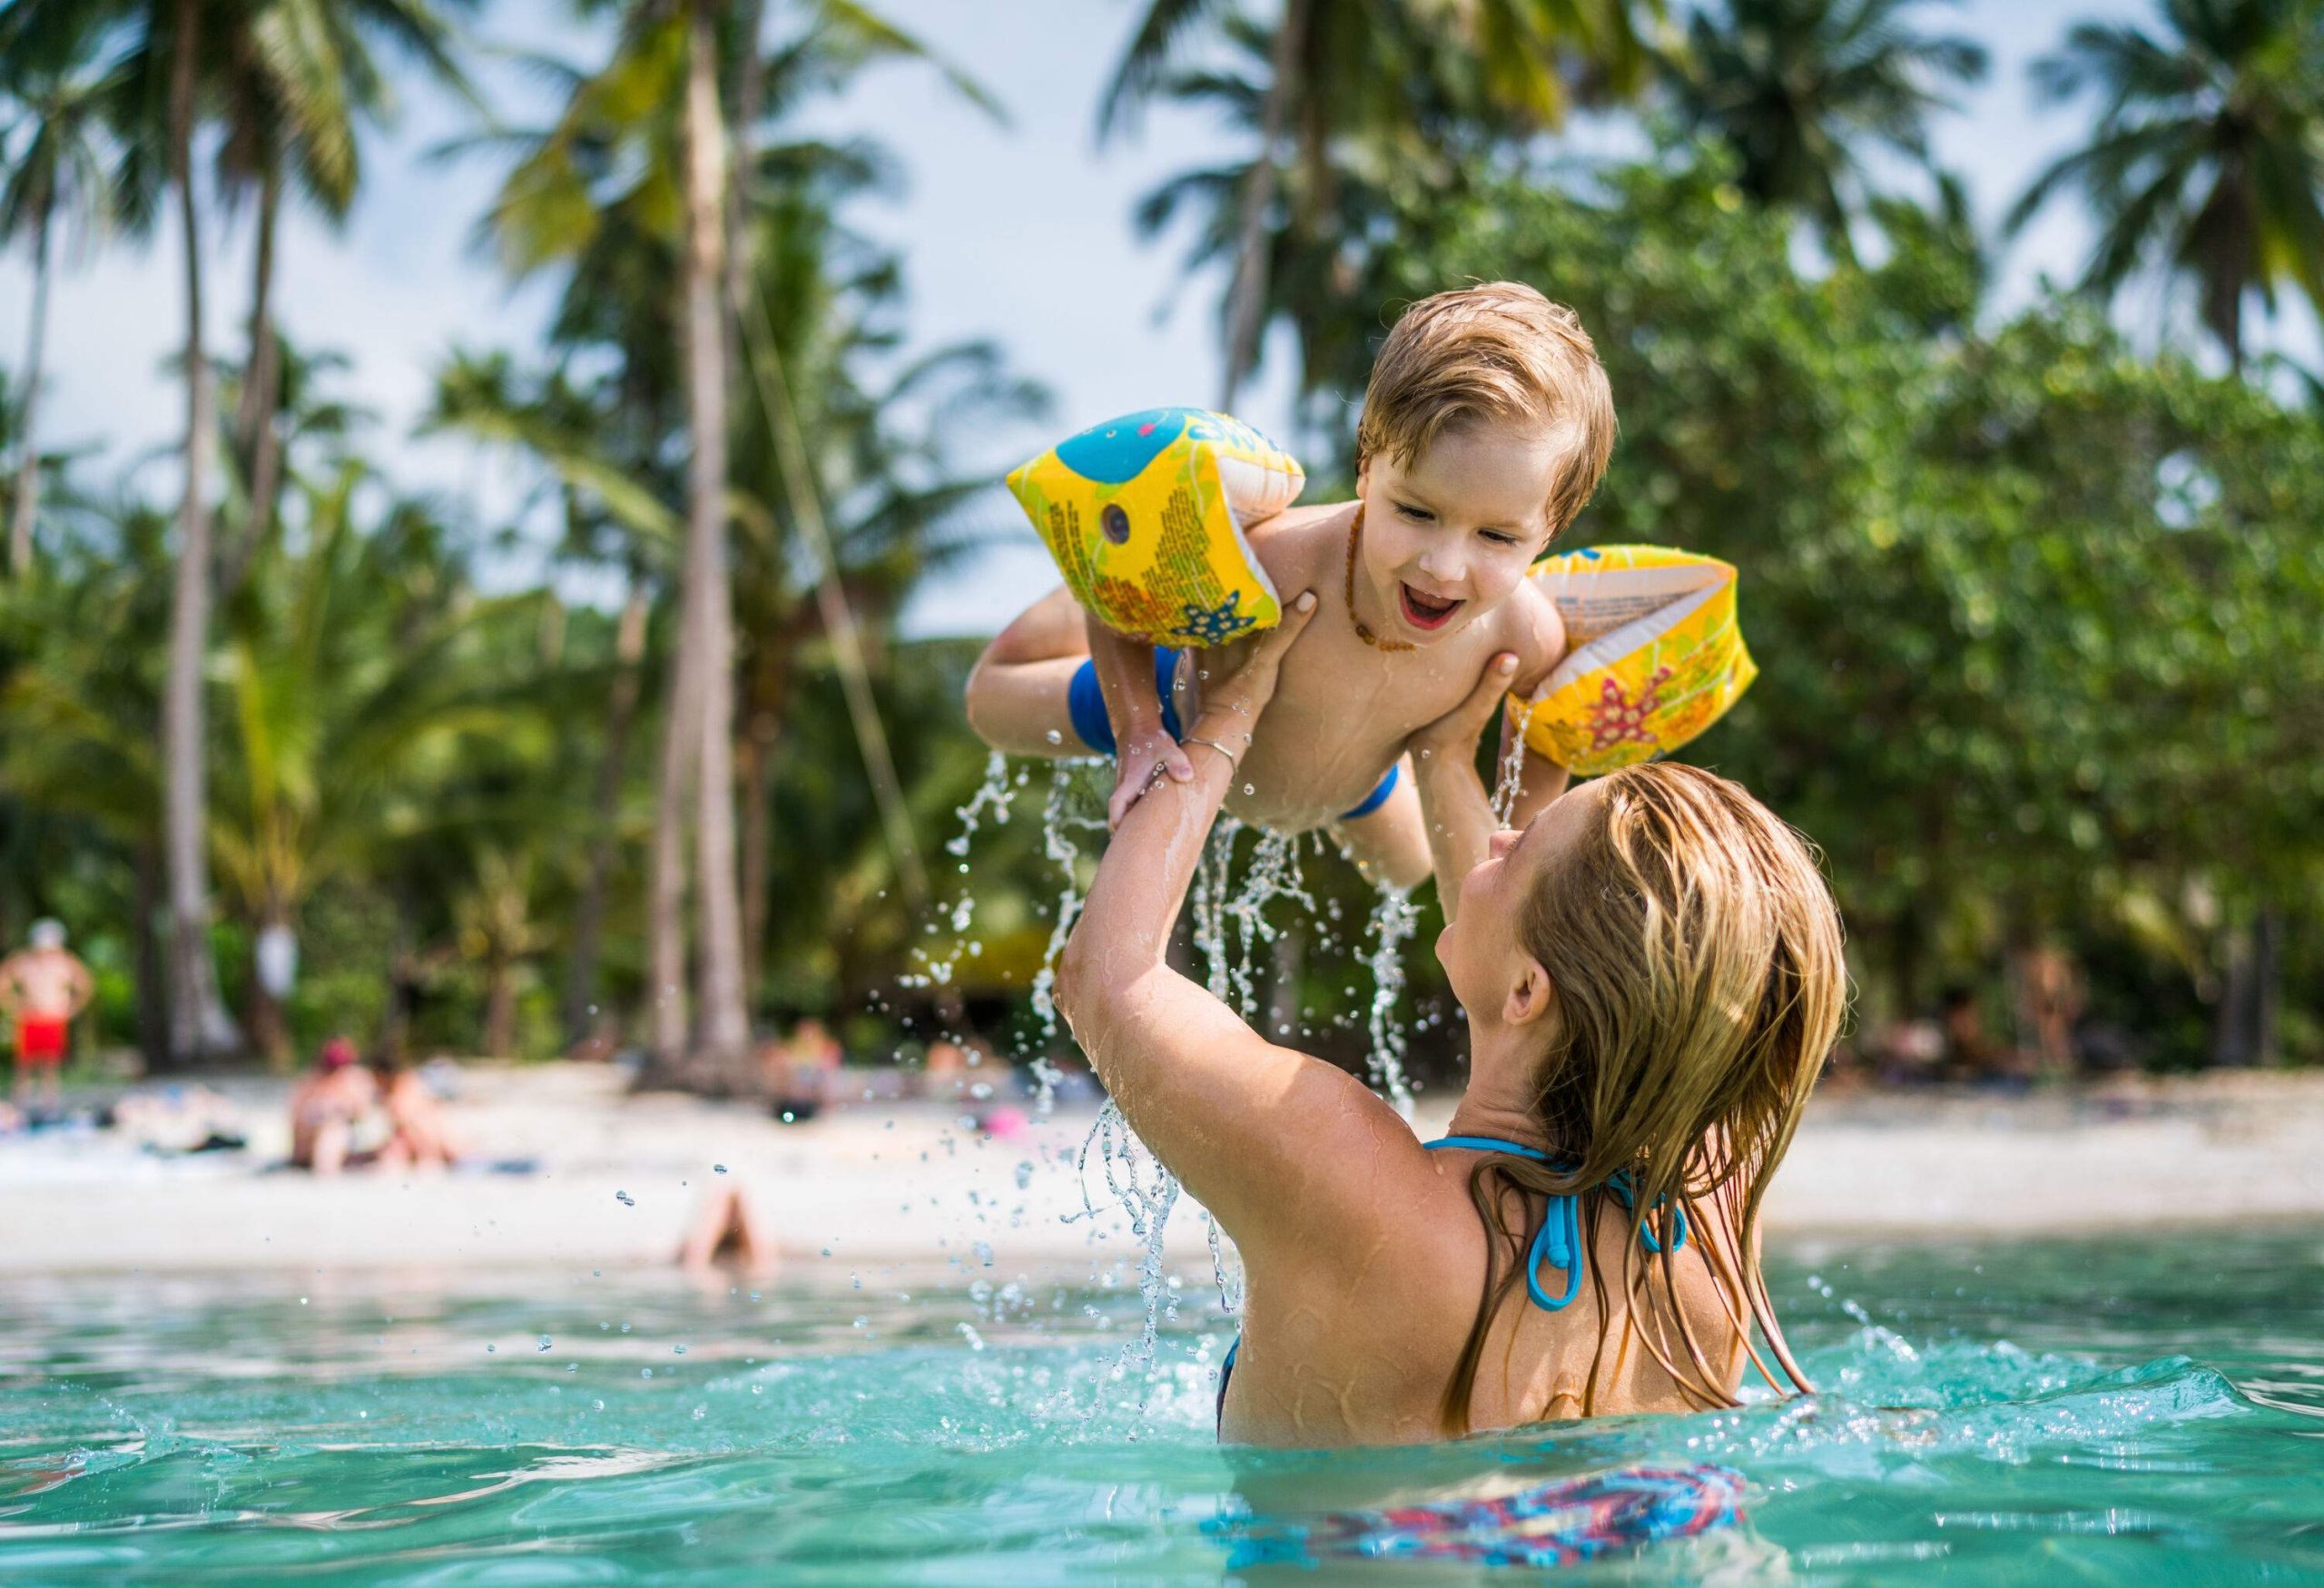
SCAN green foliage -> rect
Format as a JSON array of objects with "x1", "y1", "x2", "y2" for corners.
[{"x1": 1306, "y1": 149, "x2": 2324, "y2": 1060}]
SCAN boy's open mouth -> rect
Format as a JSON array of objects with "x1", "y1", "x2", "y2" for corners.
[{"x1": 1398, "y1": 582, "x2": 1463, "y2": 631}]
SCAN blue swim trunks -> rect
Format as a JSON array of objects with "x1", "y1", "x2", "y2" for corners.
[{"x1": 1068, "y1": 649, "x2": 1399, "y2": 822}]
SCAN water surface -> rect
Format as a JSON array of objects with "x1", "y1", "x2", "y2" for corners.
[{"x1": 3, "y1": 1229, "x2": 2320, "y2": 1583}]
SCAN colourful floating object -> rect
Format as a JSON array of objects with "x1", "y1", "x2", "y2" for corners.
[
  {"x1": 1510, "y1": 546, "x2": 1758, "y2": 775},
  {"x1": 1006, "y1": 407, "x2": 1304, "y2": 647},
  {"x1": 1213, "y1": 1463, "x2": 1745, "y2": 1571}
]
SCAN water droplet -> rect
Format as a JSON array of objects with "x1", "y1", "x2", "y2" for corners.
[
  {"x1": 714, "y1": 1163, "x2": 727, "y2": 1174},
  {"x1": 1014, "y1": 1160, "x2": 1034, "y2": 1189},
  {"x1": 486, "y1": 1343, "x2": 497, "y2": 1354},
  {"x1": 1241, "y1": 783, "x2": 1255, "y2": 795},
  {"x1": 674, "y1": 1343, "x2": 687, "y2": 1355},
  {"x1": 593, "y1": 1399, "x2": 606, "y2": 1411},
  {"x1": 751, "y1": 1383, "x2": 763, "y2": 1396},
  {"x1": 641, "y1": 1367, "x2": 654, "y2": 1379},
  {"x1": 615, "y1": 1190, "x2": 634, "y2": 1207},
  {"x1": 1044, "y1": 728, "x2": 1064, "y2": 745},
  {"x1": 537, "y1": 1335, "x2": 553, "y2": 1352}
]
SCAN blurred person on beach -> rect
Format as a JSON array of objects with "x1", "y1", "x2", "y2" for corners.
[
  {"x1": 921, "y1": 1040, "x2": 970, "y2": 1101},
  {"x1": 373, "y1": 1052, "x2": 462, "y2": 1169},
  {"x1": 766, "y1": 1018, "x2": 842, "y2": 1121},
  {"x1": 288, "y1": 1036, "x2": 377, "y2": 1174},
  {"x1": 0, "y1": 921, "x2": 94, "y2": 1116}
]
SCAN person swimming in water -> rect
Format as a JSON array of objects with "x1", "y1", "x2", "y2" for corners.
[{"x1": 1053, "y1": 595, "x2": 1847, "y2": 1445}]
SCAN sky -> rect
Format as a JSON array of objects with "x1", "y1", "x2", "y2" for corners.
[{"x1": 4, "y1": 0, "x2": 2313, "y2": 637}]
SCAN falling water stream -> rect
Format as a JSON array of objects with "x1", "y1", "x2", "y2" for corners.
[{"x1": 926, "y1": 743, "x2": 1439, "y2": 1409}]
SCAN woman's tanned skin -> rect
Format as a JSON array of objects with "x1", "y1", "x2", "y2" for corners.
[{"x1": 1054, "y1": 596, "x2": 1758, "y2": 1447}]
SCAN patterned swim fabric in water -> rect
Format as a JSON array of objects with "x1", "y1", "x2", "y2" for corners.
[{"x1": 1212, "y1": 1462, "x2": 1745, "y2": 1571}]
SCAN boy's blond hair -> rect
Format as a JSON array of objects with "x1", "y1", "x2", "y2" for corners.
[{"x1": 1355, "y1": 281, "x2": 1615, "y2": 538}]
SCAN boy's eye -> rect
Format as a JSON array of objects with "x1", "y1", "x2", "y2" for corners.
[
  {"x1": 1393, "y1": 502, "x2": 1433, "y2": 522},
  {"x1": 1481, "y1": 530, "x2": 1520, "y2": 546}
]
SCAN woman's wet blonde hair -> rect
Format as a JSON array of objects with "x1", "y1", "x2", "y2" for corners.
[{"x1": 1441, "y1": 762, "x2": 1847, "y2": 1434}]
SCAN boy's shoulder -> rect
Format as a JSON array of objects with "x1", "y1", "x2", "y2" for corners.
[
  {"x1": 1496, "y1": 571, "x2": 1568, "y2": 693},
  {"x1": 1247, "y1": 501, "x2": 1351, "y2": 589}
]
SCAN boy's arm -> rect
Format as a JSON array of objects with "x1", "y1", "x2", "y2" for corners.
[{"x1": 1085, "y1": 615, "x2": 1196, "y2": 830}]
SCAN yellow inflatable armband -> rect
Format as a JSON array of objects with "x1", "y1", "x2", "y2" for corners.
[
  {"x1": 1508, "y1": 546, "x2": 1758, "y2": 776},
  {"x1": 1006, "y1": 407, "x2": 1304, "y2": 647}
]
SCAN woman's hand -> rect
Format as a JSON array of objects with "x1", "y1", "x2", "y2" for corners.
[
  {"x1": 1181, "y1": 590, "x2": 1320, "y2": 758},
  {"x1": 1411, "y1": 650, "x2": 1520, "y2": 764}
]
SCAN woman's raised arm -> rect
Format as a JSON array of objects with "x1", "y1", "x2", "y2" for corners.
[{"x1": 1052, "y1": 595, "x2": 1421, "y2": 1248}]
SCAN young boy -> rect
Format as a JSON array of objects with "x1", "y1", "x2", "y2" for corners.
[{"x1": 965, "y1": 282, "x2": 1613, "y2": 891}]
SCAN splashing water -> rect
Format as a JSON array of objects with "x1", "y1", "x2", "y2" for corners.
[
  {"x1": 1065, "y1": 1100, "x2": 1182, "y2": 1414},
  {"x1": 1361, "y1": 887, "x2": 1421, "y2": 1117},
  {"x1": 1490, "y1": 724, "x2": 1531, "y2": 826},
  {"x1": 901, "y1": 751, "x2": 1020, "y2": 998},
  {"x1": 1028, "y1": 763, "x2": 1103, "y2": 1037}
]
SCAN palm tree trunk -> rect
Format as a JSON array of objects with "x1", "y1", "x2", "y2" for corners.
[
  {"x1": 1216, "y1": 0, "x2": 1311, "y2": 410},
  {"x1": 738, "y1": 706, "x2": 775, "y2": 983},
  {"x1": 483, "y1": 947, "x2": 517, "y2": 1059},
  {"x1": 722, "y1": 0, "x2": 766, "y2": 396},
  {"x1": 162, "y1": 0, "x2": 241, "y2": 1064},
  {"x1": 9, "y1": 197, "x2": 54, "y2": 576},
  {"x1": 564, "y1": 579, "x2": 649, "y2": 1050},
  {"x1": 683, "y1": 0, "x2": 753, "y2": 1086},
  {"x1": 645, "y1": 582, "x2": 701, "y2": 1076},
  {"x1": 225, "y1": 155, "x2": 283, "y2": 597}
]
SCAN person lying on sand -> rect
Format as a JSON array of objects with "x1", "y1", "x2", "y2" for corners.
[{"x1": 1054, "y1": 597, "x2": 1847, "y2": 1445}]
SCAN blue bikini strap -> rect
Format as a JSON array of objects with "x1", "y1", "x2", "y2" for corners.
[{"x1": 1423, "y1": 1136, "x2": 1688, "y2": 1312}]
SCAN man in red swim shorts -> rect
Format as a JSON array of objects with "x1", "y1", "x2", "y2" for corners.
[{"x1": 0, "y1": 920, "x2": 94, "y2": 1116}]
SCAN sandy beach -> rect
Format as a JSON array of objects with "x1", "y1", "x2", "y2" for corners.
[{"x1": 4, "y1": 1062, "x2": 2321, "y2": 1275}]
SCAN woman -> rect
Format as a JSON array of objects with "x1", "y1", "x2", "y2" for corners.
[{"x1": 1055, "y1": 593, "x2": 1846, "y2": 1446}]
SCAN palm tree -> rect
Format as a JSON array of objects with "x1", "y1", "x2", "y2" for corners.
[
  {"x1": 1102, "y1": 0, "x2": 1657, "y2": 409},
  {"x1": 458, "y1": 0, "x2": 998, "y2": 1086},
  {"x1": 210, "y1": 465, "x2": 547, "y2": 1059},
  {"x1": 2008, "y1": 0, "x2": 2324, "y2": 370},
  {"x1": 0, "y1": 32, "x2": 118, "y2": 575},
  {"x1": 422, "y1": 350, "x2": 673, "y2": 1051},
  {"x1": 0, "y1": 0, "x2": 240, "y2": 1061},
  {"x1": 212, "y1": 0, "x2": 475, "y2": 590},
  {"x1": 1663, "y1": 0, "x2": 1988, "y2": 261}
]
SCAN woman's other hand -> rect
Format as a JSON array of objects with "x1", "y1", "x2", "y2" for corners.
[
  {"x1": 1407, "y1": 650, "x2": 1521, "y2": 923},
  {"x1": 1412, "y1": 650, "x2": 1521, "y2": 765},
  {"x1": 1184, "y1": 590, "x2": 1320, "y2": 752}
]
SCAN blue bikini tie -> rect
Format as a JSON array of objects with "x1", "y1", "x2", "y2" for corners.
[{"x1": 1425, "y1": 1136, "x2": 1689, "y2": 1312}]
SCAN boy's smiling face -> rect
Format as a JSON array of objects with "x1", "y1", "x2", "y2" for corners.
[{"x1": 1354, "y1": 420, "x2": 1567, "y2": 646}]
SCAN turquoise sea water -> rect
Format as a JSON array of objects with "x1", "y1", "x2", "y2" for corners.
[{"x1": 3, "y1": 1229, "x2": 2321, "y2": 1583}]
